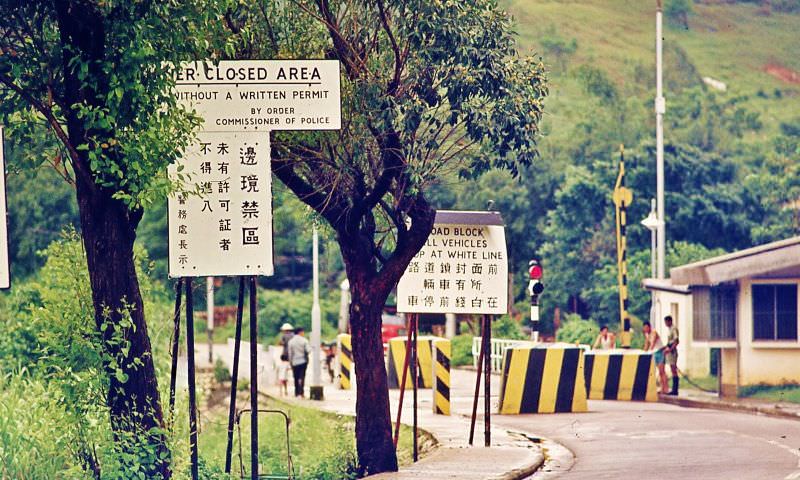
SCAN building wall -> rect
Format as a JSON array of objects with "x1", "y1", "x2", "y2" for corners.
[
  {"x1": 652, "y1": 289, "x2": 709, "y2": 377},
  {"x1": 737, "y1": 277, "x2": 800, "y2": 386}
]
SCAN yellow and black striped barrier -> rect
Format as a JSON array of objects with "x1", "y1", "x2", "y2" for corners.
[
  {"x1": 386, "y1": 336, "x2": 440, "y2": 389},
  {"x1": 499, "y1": 344, "x2": 588, "y2": 414},
  {"x1": 337, "y1": 333, "x2": 353, "y2": 390},
  {"x1": 432, "y1": 339, "x2": 450, "y2": 415},
  {"x1": 583, "y1": 350, "x2": 657, "y2": 401}
]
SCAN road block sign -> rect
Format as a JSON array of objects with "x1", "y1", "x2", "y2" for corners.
[
  {"x1": 397, "y1": 210, "x2": 508, "y2": 315},
  {"x1": 0, "y1": 127, "x2": 8, "y2": 289}
]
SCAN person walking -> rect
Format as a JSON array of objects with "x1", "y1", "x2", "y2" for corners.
[
  {"x1": 592, "y1": 325, "x2": 616, "y2": 350},
  {"x1": 280, "y1": 323, "x2": 294, "y2": 359},
  {"x1": 664, "y1": 315, "x2": 680, "y2": 395},
  {"x1": 287, "y1": 326, "x2": 311, "y2": 397},
  {"x1": 643, "y1": 321, "x2": 669, "y2": 394}
]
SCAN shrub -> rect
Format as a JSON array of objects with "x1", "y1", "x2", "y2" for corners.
[
  {"x1": 555, "y1": 314, "x2": 600, "y2": 345},
  {"x1": 213, "y1": 358, "x2": 231, "y2": 383},
  {"x1": 451, "y1": 334, "x2": 475, "y2": 367}
]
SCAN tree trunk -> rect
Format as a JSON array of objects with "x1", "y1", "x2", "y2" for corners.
[
  {"x1": 76, "y1": 180, "x2": 170, "y2": 478},
  {"x1": 348, "y1": 281, "x2": 397, "y2": 476}
]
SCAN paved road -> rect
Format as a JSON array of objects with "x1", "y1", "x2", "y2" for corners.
[{"x1": 448, "y1": 369, "x2": 800, "y2": 480}]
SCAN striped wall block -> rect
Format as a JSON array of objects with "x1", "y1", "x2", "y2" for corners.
[
  {"x1": 432, "y1": 339, "x2": 450, "y2": 415},
  {"x1": 386, "y1": 336, "x2": 441, "y2": 389},
  {"x1": 583, "y1": 350, "x2": 657, "y2": 401},
  {"x1": 498, "y1": 345, "x2": 588, "y2": 414},
  {"x1": 337, "y1": 333, "x2": 354, "y2": 390}
]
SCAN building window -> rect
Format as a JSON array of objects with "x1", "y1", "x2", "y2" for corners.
[
  {"x1": 693, "y1": 285, "x2": 737, "y2": 341},
  {"x1": 752, "y1": 284, "x2": 798, "y2": 341}
]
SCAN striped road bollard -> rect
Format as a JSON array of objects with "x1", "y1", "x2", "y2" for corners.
[
  {"x1": 498, "y1": 343, "x2": 588, "y2": 414},
  {"x1": 337, "y1": 333, "x2": 353, "y2": 390},
  {"x1": 432, "y1": 339, "x2": 451, "y2": 415},
  {"x1": 386, "y1": 336, "x2": 440, "y2": 389},
  {"x1": 583, "y1": 349, "x2": 657, "y2": 401}
]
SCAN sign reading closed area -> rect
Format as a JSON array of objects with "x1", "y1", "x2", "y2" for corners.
[
  {"x1": 175, "y1": 60, "x2": 341, "y2": 131},
  {"x1": 0, "y1": 127, "x2": 8, "y2": 289},
  {"x1": 397, "y1": 211, "x2": 508, "y2": 315},
  {"x1": 168, "y1": 131, "x2": 273, "y2": 277}
]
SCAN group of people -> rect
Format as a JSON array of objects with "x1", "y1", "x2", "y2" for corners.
[
  {"x1": 591, "y1": 315, "x2": 680, "y2": 395},
  {"x1": 276, "y1": 323, "x2": 338, "y2": 397}
]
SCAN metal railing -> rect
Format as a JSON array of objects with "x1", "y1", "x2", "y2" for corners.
[{"x1": 472, "y1": 337, "x2": 534, "y2": 373}]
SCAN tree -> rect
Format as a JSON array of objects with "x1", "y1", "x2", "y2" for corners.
[
  {"x1": 0, "y1": 2, "x2": 221, "y2": 476},
  {"x1": 224, "y1": 0, "x2": 548, "y2": 474}
]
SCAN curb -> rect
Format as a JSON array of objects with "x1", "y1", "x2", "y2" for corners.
[
  {"x1": 489, "y1": 450, "x2": 545, "y2": 480},
  {"x1": 658, "y1": 394, "x2": 800, "y2": 421}
]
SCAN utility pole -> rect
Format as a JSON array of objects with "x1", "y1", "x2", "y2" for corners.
[
  {"x1": 206, "y1": 276, "x2": 214, "y2": 364},
  {"x1": 310, "y1": 225, "x2": 324, "y2": 400},
  {"x1": 656, "y1": 0, "x2": 666, "y2": 279},
  {"x1": 338, "y1": 278, "x2": 350, "y2": 333}
]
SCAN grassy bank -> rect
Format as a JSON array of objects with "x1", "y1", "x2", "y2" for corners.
[{"x1": 197, "y1": 395, "x2": 420, "y2": 479}]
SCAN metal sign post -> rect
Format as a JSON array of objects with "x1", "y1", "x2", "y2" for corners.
[
  {"x1": 397, "y1": 210, "x2": 508, "y2": 450},
  {"x1": 185, "y1": 278, "x2": 199, "y2": 480},
  {"x1": 224, "y1": 277, "x2": 246, "y2": 474},
  {"x1": 0, "y1": 127, "x2": 9, "y2": 290}
]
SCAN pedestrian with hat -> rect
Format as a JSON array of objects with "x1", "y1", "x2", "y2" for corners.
[{"x1": 280, "y1": 322, "x2": 294, "y2": 360}]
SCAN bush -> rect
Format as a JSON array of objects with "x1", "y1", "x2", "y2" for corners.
[
  {"x1": 555, "y1": 314, "x2": 600, "y2": 345},
  {"x1": 450, "y1": 334, "x2": 475, "y2": 367},
  {"x1": 213, "y1": 358, "x2": 231, "y2": 383}
]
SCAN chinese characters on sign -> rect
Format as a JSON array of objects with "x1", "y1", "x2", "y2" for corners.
[
  {"x1": 0, "y1": 127, "x2": 8, "y2": 289},
  {"x1": 175, "y1": 60, "x2": 342, "y2": 132},
  {"x1": 397, "y1": 212, "x2": 508, "y2": 315},
  {"x1": 168, "y1": 132, "x2": 273, "y2": 277}
]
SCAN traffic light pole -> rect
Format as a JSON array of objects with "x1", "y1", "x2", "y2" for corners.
[{"x1": 528, "y1": 259, "x2": 544, "y2": 342}]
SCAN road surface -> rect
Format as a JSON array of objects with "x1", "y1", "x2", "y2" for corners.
[{"x1": 448, "y1": 368, "x2": 800, "y2": 480}]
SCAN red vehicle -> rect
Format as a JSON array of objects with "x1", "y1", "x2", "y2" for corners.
[{"x1": 381, "y1": 313, "x2": 407, "y2": 351}]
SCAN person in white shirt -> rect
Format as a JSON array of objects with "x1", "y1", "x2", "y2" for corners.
[
  {"x1": 592, "y1": 325, "x2": 616, "y2": 350},
  {"x1": 286, "y1": 327, "x2": 311, "y2": 397}
]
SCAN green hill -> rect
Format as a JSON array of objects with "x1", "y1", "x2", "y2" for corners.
[{"x1": 503, "y1": 0, "x2": 800, "y2": 137}]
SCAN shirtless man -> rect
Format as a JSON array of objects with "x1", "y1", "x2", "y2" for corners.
[{"x1": 643, "y1": 321, "x2": 668, "y2": 394}]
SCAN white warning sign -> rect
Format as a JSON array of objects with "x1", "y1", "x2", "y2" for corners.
[
  {"x1": 397, "y1": 211, "x2": 508, "y2": 315},
  {"x1": 168, "y1": 131, "x2": 272, "y2": 277}
]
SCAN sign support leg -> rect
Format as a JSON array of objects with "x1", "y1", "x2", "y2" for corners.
[
  {"x1": 393, "y1": 313, "x2": 415, "y2": 448},
  {"x1": 185, "y1": 278, "x2": 199, "y2": 480},
  {"x1": 484, "y1": 314, "x2": 491, "y2": 447},
  {"x1": 411, "y1": 314, "x2": 419, "y2": 462},
  {"x1": 225, "y1": 277, "x2": 246, "y2": 474},
  {"x1": 469, "y1": 327, "x2": 485, "y2": 446},
  {"x1": 249, "y1": 276, "x2": 259, "y2": 480},
  {"x1": 168, "y1": 278, "x2": 183, "y2": 428}
]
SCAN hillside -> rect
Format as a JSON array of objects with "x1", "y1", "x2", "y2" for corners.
[{"x1": 503, "y1": 0, "x2": 800, "y2": 138}]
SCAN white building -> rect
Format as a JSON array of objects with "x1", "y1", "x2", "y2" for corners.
[{"x1": 644, "y1": 237, "x2": 800, "y2": 397}]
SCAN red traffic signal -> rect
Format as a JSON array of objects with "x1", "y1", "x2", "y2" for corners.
[{"x1": 528, "y1": 259, "x2": 543, "y2": 280}]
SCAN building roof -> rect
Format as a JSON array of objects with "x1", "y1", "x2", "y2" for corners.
[
  {"x1": 669, "y1": 236, "x2": 800, "y2": 286},
  {"x1": 642, "y1": 278, "x2": 691, "y2": 294}
]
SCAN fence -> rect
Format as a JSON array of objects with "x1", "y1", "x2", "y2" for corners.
[{"x1": 472, "y1": 337, "x2": 533, "y2": 373}]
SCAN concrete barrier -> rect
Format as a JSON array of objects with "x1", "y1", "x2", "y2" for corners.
[
  {"x1": 337, "y1": 333, "x2": 354, "y2": 390},
  {"x1": 386, "y1": 336, "x2": 442, "y2": 389},
  {"x1": 498, "y1": 344, "x2": 588, "y2": 414},
  {"x1": 432, "y1": 339, "x2": 450, "y2": 415},
  {"x1": 583, "y1": 350, "x2": 657, "y2": 401}
]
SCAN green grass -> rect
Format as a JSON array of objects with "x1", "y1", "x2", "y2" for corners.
[
  {"x1": 739, "y1": 383, "x2": 800, "y2": 404},
  {"x1": 501, "y1": 0, "x2": 800, "y2": 136},
  {"x1": 682, "y1": 374, "x2": 720, "y2": 393},
  {"x1": 197, "y1": 397, "x2": 418, "y2": 479}
]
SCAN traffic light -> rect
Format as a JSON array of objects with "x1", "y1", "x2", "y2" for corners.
[{"x1": 528, "y1": 259, "x2": 543, "y2": 341}]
